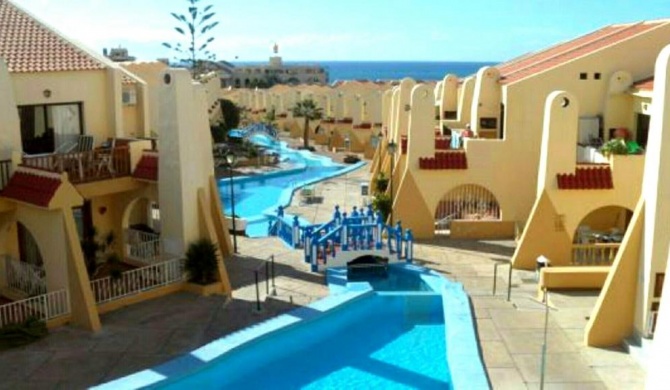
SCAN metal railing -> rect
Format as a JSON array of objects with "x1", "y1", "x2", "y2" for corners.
[
  {"x1": 0, "y1": 159, "x2": 12, "y2": 190},
  {"x1": 571, "y1": 243, "x2": 620, "y2": 266},
  {"x1": 22, "y1": 147, "x2": 131, "y2": 184},
  {"x1": 253, "y1": 255, "x2": 276, "y2": 312},
  {"x1": 434, "y1": 184, "x2": 501, "y2": 224},
  {"x1": 2, "y1": 255, "x2": 46, "y2": 297},
  {"x1": 0, "y1": 289, "x2": 70, "y2": 327},
  {"x1": 90, "y1": 258, "x2": 184, "y2": 304},
  {"x1": 125, "y1": 229, "x2": 161, "y2": 264}
]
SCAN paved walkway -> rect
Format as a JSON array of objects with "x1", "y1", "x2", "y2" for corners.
[{"x1": 0, "y1": 154, "x2": 645, "y2": 389}]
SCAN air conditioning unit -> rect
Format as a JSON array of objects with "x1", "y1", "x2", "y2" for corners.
[{"x1": 122, "y1": 89, "x2": 137, "y2": 106}]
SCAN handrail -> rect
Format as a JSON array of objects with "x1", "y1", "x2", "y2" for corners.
[
  {"x1": 571, "y1": 243, "x2": 620, "y2": 265},
  {"x1": 253, "y1": 255, "x2": 276, "y2": 312}
]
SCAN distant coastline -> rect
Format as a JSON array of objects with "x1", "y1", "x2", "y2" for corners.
[{"x1": 231, "y1": 61, "x2": 497, "y2": 82}]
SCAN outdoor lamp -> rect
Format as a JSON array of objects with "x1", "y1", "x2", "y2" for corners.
[
  {"x1": 226, "y1": 152, "x2": 237, "y2": 167},
  {"x1": 387, "y1": 141, "x2": 397, "y2": 155},
  {"x1": 226, "y1": 152, "x2": 239, "y2": 253}
]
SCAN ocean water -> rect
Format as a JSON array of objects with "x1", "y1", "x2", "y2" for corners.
[{"x1": 232, "y1": 61, "x2": 495, "y2": 82}]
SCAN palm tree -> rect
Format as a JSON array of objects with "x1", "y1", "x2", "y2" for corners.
[{"x1": 292, "y1": 99, "x2": 323, "y2": 149}]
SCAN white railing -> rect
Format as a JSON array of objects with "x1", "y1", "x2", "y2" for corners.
[
  {"x1": 0, "y1": 289, "x2": 70, "y2": 328},
  {"x1": 571, "y1": 243, "x2": 620, "y2": 266},
  {"x1": 90, "y1": 258, "x2": 184, "y2": 304},
  {"x1": 125, "y1": 229, "x2": 161, "y2": 264},
  {"x1": 2, "y1": 255, "x2": 46, "y2": 296}
]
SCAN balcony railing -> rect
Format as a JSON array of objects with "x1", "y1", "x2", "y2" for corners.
[
  {"x1": 2, "y1": 255, "x2": 46, "y2": 297},
  {"x1": 125, "y1": 229, "x2": 161, "y2": 264},
  {"x1": 0, "y1": 289, "x2": 70, "y2": 327},
  {"x1": 90, "y1": 258, "x2": 184, "y2": 304},
  {"x1": 21, "y1": 147, "x2": 131, "y2": 184},
  {"x1": 571, "y1": 243, "x2": 620, "y2": 266}
]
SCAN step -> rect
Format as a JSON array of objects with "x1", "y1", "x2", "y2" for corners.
[{"x1": 623, "y1": 334, "x2": 653, "y2": 370}]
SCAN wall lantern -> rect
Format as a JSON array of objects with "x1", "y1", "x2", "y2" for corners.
[{"x1": 43, "y1": 89, "x2": 52, "y2": 98}]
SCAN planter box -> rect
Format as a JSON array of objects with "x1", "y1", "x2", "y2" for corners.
[{"x1": 183, "y1": 282, "x2": 225, "y2": 296}]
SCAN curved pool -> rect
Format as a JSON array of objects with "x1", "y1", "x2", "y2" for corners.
[
  {"x1": 219, "y1": 135, "x2": 365, "y2": 237},
  {"x1": 96, "y1": 264, "x2": 489, "y2": 390}
]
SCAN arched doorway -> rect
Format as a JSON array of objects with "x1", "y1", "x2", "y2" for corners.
[
  {"x1": 122, "y1": 197, "x2": 161, "y2": 264},
  {"x1": 572, "y1": 205, "x2": 633, "y2": 265},
  {"x1": 434, "y1": 184, "x2": 501, "y2": 235},
  {"x1": 3, "y1": 222, "x2": 47, "y2": 297}
]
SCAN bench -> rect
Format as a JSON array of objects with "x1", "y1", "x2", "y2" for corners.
[{"x1": 540, "y1": 266, "x2": 610, "y2": 290}]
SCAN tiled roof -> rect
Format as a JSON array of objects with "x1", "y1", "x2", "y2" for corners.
[
  {"x1": 0, "y1": 167, "x2": 62, "y2": 207},
  {"x1": 419, "y1": 152, "x2": 468, "y2": 170},
  {"x1": 556, "y1": 166, "x2": 613, "y2": 190},
  {"x1": 0, "y1": 0, "x2": 107, "y2": 73},
  {"x1": 133, "y1": 151, "x2": 158, "y2": 182},
  {"x1": 498, "y1": 21, "x2": 666, "y2": 84},
  {"x1": 633, "y1": 76, "x2": 654, "y2": 91}
]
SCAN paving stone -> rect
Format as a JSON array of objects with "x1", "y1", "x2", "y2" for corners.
[
  {"x1": 513, "y1": 353, "x2": 600, "y2": 383},
  {"x1": 481, "y1": 341, "x2": 515, "y2": 368},
  {"x1": 486, "y1": 367, "x2": 526, "y2": 389},
  {"x1": 499, "y1": 328, "x2": 577, "y2": 354}
]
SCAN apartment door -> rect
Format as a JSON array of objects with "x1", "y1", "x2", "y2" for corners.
[
  {"x1": 636, "y1": 113, "x2": 650, "y2": 148},
  {"x1": 17, "y1": 222, "x2": 43, "y2": 267},
  {"x1": 18, "y1": 103, "x2": 84, "y2": 155}
]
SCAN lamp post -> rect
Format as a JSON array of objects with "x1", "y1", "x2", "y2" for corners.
[
  {"x1": 226, "y1": 152, "x2": 238, "y2": 253},
  {"x1": 387, "y1": 141, "x2": 397, "y2": 225}
]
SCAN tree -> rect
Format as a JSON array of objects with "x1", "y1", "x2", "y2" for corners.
[
  {"x1": 219, "y1": 99, "x2": 240, "y2": 130},
  {"x1": 162, "y1": 0, "x2": 220, "y2": 78},
  {"x1": 292, "y1": 99, "x2": 323, "y2": 149}
]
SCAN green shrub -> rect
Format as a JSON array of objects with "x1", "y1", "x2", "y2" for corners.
[
  {"x1": 600, "y1": 139, "x2": 628, "y2": 156},
  {"x1": 0, "y1": 317, "x2": 48, "y2": 351},
  {"x1": 374, "y1": 173, "x2": 389, "y2": 194},
  {"x1": 372, "y1": 193, "x2": 392, "y2": 223},
  {"x1": 185, "y1": 238, "x2": 219, "y2": 285}
]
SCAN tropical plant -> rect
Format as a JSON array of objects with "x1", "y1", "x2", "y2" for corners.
[
  {"x1": 162, "y1": 0, "x2": 220, "y2": 78},
  {"x1": 600, "y1": 139, "x2": 628, "y2": 156},
  {"x1": 185, "y1": 238, "x2": 219, "y2": 285},
  {"x1": 80, "y1": 228, "x2": 122, "y2": 278},
  {"x1": 292, "y1": 99, "x2": 323, "y2": 149},
  {"x1": 0, "y1": 317, "x2": 48, "y2": 351},
  {"x1": 219, "y1": 99, "x2": 241, "y2": 131},
  {"x1": 371, "y1": 193, "x2": 392, "y2": 223},
  {"x1": 374, "y1": 172, "x2": 389, "y2": 194}
]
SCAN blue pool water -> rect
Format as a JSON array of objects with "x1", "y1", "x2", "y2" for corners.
[
  {"x1": 219, "y1": 135, "x2": 364, "y2": 237},
  {"x1": 348, "y1": 265, "x2": 433, "y2": 292},
  {"x1": 159, "y1": 294, "x2": 450, "y2": 389}
]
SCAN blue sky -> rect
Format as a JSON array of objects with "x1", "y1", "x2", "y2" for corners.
[{"x1": 15, "y1": 0, "x2": 670, "y2": 62}]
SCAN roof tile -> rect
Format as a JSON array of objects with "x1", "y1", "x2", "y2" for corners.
[
  {"x1": 133, "y1": 152, "x2": 158, "y2": 182},
  {"x1": 499, "y1": 22, "x2": 665, "y2": 84},
  {"x1": 0, "y1": 167, "x2": 62, "y2": 207},
  {"x1": 0, "y1": 0, "x2": 106, "y2": 73}
]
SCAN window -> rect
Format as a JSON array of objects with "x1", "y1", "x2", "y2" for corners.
[
  {"x1": 18, "y1": 103, "x2": 83, "y2": 155},
  {"x1": 594, "y1": 72, "x2": 601, "y2": 80},
  {"x1": 444, "y1": 111, "x2": 457, "y2": 120},
  {"x1": 122, "y1": 89, "x2": 137, "y2": 105},
  {"x1": 479, "y1": 117, "x2": 497, "y2": 129},
  {"x1": 579, "y1": 72, "x2": 588, "y2": 80}
]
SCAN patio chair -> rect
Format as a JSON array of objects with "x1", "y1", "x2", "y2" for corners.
[{"x1": 96, "y1": 138, "x2": 116, "y2": 176}]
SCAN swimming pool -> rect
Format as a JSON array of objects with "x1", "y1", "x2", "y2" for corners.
[
  {"x1": 97, "y1": 264, "x2": 489, "y2": 390},
  {"x1": 160, "y1": 294, "x2": 449, "y2": 389},
  {"x1": 219, "y1": 135, "x2": 365, "y2": 237}
]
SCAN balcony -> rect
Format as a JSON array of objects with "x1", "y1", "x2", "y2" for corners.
[{"x1": 21, "y1": 147, "x2": 131, "y2": 185}]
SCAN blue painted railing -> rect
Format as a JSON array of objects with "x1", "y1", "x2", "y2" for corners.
[{"x1": 268, "y1": 205, "x2": 414, "y2": 272}]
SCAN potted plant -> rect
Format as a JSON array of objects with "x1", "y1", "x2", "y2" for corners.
[
  {"x1": 600, "y1": 139, "x2": 628, "y2": 157},
  {"x1": 374, "y1": 173, "x2": 389, "y2": 194},
  {"x1": 371, "y1": 193, "x2": 392, "y2": 223},
  {"x1": 184, "y1": 238, "x2": 223, "y2": 296}
]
